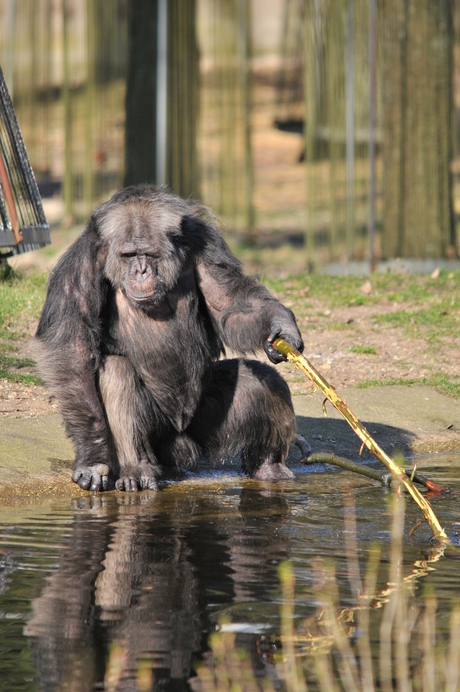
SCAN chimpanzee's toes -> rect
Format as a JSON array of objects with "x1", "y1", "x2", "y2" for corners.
[
  {"x1": 115, "y1": 475, "x2": 158, "y2": 493},
  {"x1": 115, "y1": 466, "x2": 159, "y2": 492},
  {"x1": 72, "y1": 464, "x2": 110, "y2": 491},
  {"x1": 72, "y1": 468, "x2": 90, "y2": 490},
  {"x1": 89, "y1": 473, "x2": 109, "y2": 492},
  {"x1": 253, "y1": 461, "x2": 295, "y2": 481},
  {"x1": 140, "y1": 474, "x2": 158, "y2": 491},
  {"x1": 115, "y1": 476, "x2": 138, "y2": 492}
]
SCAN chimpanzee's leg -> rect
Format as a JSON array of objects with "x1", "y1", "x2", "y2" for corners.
[
  {"x1": 98, "y1": 356, "x2": 163, "y2": 491},
  {"x1": 188, "y1": 359, "x2": 296, "y2": 480}
]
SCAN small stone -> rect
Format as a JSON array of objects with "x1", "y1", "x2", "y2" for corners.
[{"x1": 360, "y1": 280, "x2": 372, "y2": 295}]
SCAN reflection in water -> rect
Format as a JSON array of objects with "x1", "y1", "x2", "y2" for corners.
[
  {"x1": 1, "y1": 457, "x2": 459, "y2": 691},
  {"x1": 24, "y1": 486, "x2": 292, "y2": 691}
]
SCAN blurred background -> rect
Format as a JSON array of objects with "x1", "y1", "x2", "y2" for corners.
[{"x1": 0, "y1": 0, "x2": 459, "y2": 271}]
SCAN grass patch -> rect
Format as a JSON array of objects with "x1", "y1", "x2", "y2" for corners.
[
  {"x1": 0, "y1": 352, "x2": 42, "y2": 386},
  {"x1": 0, "y1": 354, "x2": 36, "y2": 369},
  {"x1": 374, "y1": 304, "x2": 460, "y2": 341},
  {"x1": 0, "y1": 259, "x2": 17, "y2": 281},
  {"x1": 328, "y1": 321, "x2": 354, "y2": 331},
  {"x1": 0, "y1": 369, "x2": 42, "y2": 385},
  {"x1": 260, "y1": 270, "x2": 460, "y2": 341},
  {"x1": 0, "y1": 272, "x2": 47, "y2": 338},
  {"x1": 262, "y1": 268, "x2": 460, "y2": 310},
  {"x1": 348, "y1": 345, "x2": 378, "y2": 355},
  {"x1": 357, "y1": 373, "x2": 460, "y2": 399},
  {"x1": 0, "y1": 269, "x2": 47, "y2": 383}
]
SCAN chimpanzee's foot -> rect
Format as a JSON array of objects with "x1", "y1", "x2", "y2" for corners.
[
  {"x1": 115, "y1": 463, "x2": 159, "y2": 492},
  {"x1": 252, "y1": 460, "x2": 295, "y2": 481},
  {"x1": 72, "y1": 464, "x2": 111, "y2": 492},
  {"x1": 115, "y1": 474, "x2": 158, "y2": 492}
]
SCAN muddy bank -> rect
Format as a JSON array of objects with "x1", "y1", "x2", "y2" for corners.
[{"x1": 0, "y1": 385, "x2": 459, "y2": 501}]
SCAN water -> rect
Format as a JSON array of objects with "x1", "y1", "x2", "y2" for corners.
[{"x1": 0, "y1": 454, "x2": 459, "y2": 691}]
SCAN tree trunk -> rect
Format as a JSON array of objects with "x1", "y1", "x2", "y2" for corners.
[
  {"x1": 124, "y1": 0, "x2": 199, "y2": 198},
  {"x1": 124, "y1": 0, "x2": 158, "y2": 187},
  {"x1": 381, "y1": 0, "x2": 455, "y2": 259},
  {"x1": 167, "y1": 0, "x2": 200, "y2": 199}
]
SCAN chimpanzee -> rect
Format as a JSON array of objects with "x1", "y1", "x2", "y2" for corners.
[{"x1": 34, "y1": 185, "x2": 304, "y2": 491}]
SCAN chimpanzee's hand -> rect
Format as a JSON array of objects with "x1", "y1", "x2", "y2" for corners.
[{"x1": 264, "y1": 313, "x2": 304, "y2": 364}]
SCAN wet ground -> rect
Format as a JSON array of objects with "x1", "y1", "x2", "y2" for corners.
[
  {"x1": 0, "y1": 386, "x2": 460, "y2": 690},
  {"x1": 1, "y1": 385, "x2": 460, "y2": 501}
]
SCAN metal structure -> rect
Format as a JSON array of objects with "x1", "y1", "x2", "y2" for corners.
[{"x1": 0, "y1": 64, "x2": 50, "y2": 256}]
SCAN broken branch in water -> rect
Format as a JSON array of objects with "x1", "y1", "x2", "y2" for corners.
[
  {"x1": 274, "y1": 338, "x2": 448, "y2": 543},
  {"x1": 304, "y1": 451, "x2": 450, "y2": 494},
  {"x1": 305, "y1": 452, "x2": 392, "y2": 486}
]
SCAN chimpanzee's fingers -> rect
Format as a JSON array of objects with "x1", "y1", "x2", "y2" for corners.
[{"x1": 264, "y1": 340, "x2": 286, "y2": 364}]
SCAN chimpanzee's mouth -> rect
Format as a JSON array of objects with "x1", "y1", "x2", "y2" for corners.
[{"x1": 125, "y1": 289, "x2": 156, "y2": 303}]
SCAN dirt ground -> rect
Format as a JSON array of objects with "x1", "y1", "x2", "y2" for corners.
[
  {"x1": 276, "y1": 299, "x2": 460, "y2": 396},
  {"x1": 1, "y1": 292, "x2": 459, "y2": 420},
  {"x1": 3, "y1": 69, "x2": 458, "y2": 421},
  {"x1": 0, "y1": 375, "x2": 59, "y2": 418}
]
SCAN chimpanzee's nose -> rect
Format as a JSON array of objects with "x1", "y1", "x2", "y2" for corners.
[{"x1": 134, "y1": 257, "x2": 148, "y2": 276}]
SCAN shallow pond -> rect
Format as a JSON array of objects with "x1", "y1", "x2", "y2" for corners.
[{"x1": 0, "y1": 454, "x2": 460, "y2": 691}]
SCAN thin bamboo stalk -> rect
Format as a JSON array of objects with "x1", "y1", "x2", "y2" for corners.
[{"x1": 273, "y1": 338, "x2": 448, "y2": 542}]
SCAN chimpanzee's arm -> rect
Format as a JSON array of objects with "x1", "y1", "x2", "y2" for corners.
[
  {"x1": 34, "y1": 219, "x2": 111, "y2": 489},
  {"x1": 194, "y1": 227, "x2": 303, "y2": 363}
]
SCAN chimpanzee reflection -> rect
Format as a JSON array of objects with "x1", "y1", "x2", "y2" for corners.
[{"x1": 25, "y1": 486, "x2": 291, "y2": 691}]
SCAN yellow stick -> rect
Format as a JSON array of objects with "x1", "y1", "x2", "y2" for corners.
[{"x1": 274, "y1": 338, "x2": 448, "y2": 542}]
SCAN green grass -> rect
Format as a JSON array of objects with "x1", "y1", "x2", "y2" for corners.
[
  {"x1": 0, "y1": 354, "x2": 36, "y2": 368},
  {"x1": 357, "y1": 373, "x2": 460, "y2": 399},
  {"x1": 0, "y1": 353, "x2": 42, "y2": 385},
  {"x1": 0, "y1": 271, "x2": 47, "y2": 339},
  {"x1": 0, "y1": 259, "x2": 15, "y2": 282},
  {"x1": 0, "y1": 266, "x2": 47, "y2": 383},
  {"x1": 348, "y1": 345, "x2": 378, "y2": 355},
  {"x1": 257, "y1": 266, "x2": 460, "y2": 398},
  {"x1": 263, "y1": 268, "x2": 460, "y2": 307},
  {"x1": 0, "y1": 369, "x2": 42, "y2": 385},
  {"x1": 374, "y1": 304, "x2": 459, "y2": 341},
  {"x1": 1, "y1": 256, "x2": 460, "y2": 393},
  {"x1": 328, "y1": 320, "x2": 354, "y2": 331},
  {"x1": 262, "y1": 269, "x2": 460, "y2": 339}
]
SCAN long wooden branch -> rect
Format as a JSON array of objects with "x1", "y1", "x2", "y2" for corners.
[{"x1": 274, "y1": 338, "x2": 448, "y2": 542}]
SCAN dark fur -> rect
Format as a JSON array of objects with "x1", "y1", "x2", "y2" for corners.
[{"x1": 35, "y1": 185, "x2": 304, "y2": 491}]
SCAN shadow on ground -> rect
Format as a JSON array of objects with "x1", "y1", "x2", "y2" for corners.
[{"x1": 291, "y1": 415, "x2": 415, "y2": 464}]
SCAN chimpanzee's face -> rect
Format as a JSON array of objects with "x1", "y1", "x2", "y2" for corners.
[
  {"x1": 119, "y1": 239, "x2": 163, "y2": 303},
  {"x1": 101, "y1": 201, "x2": 187, "y2": 307}
]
